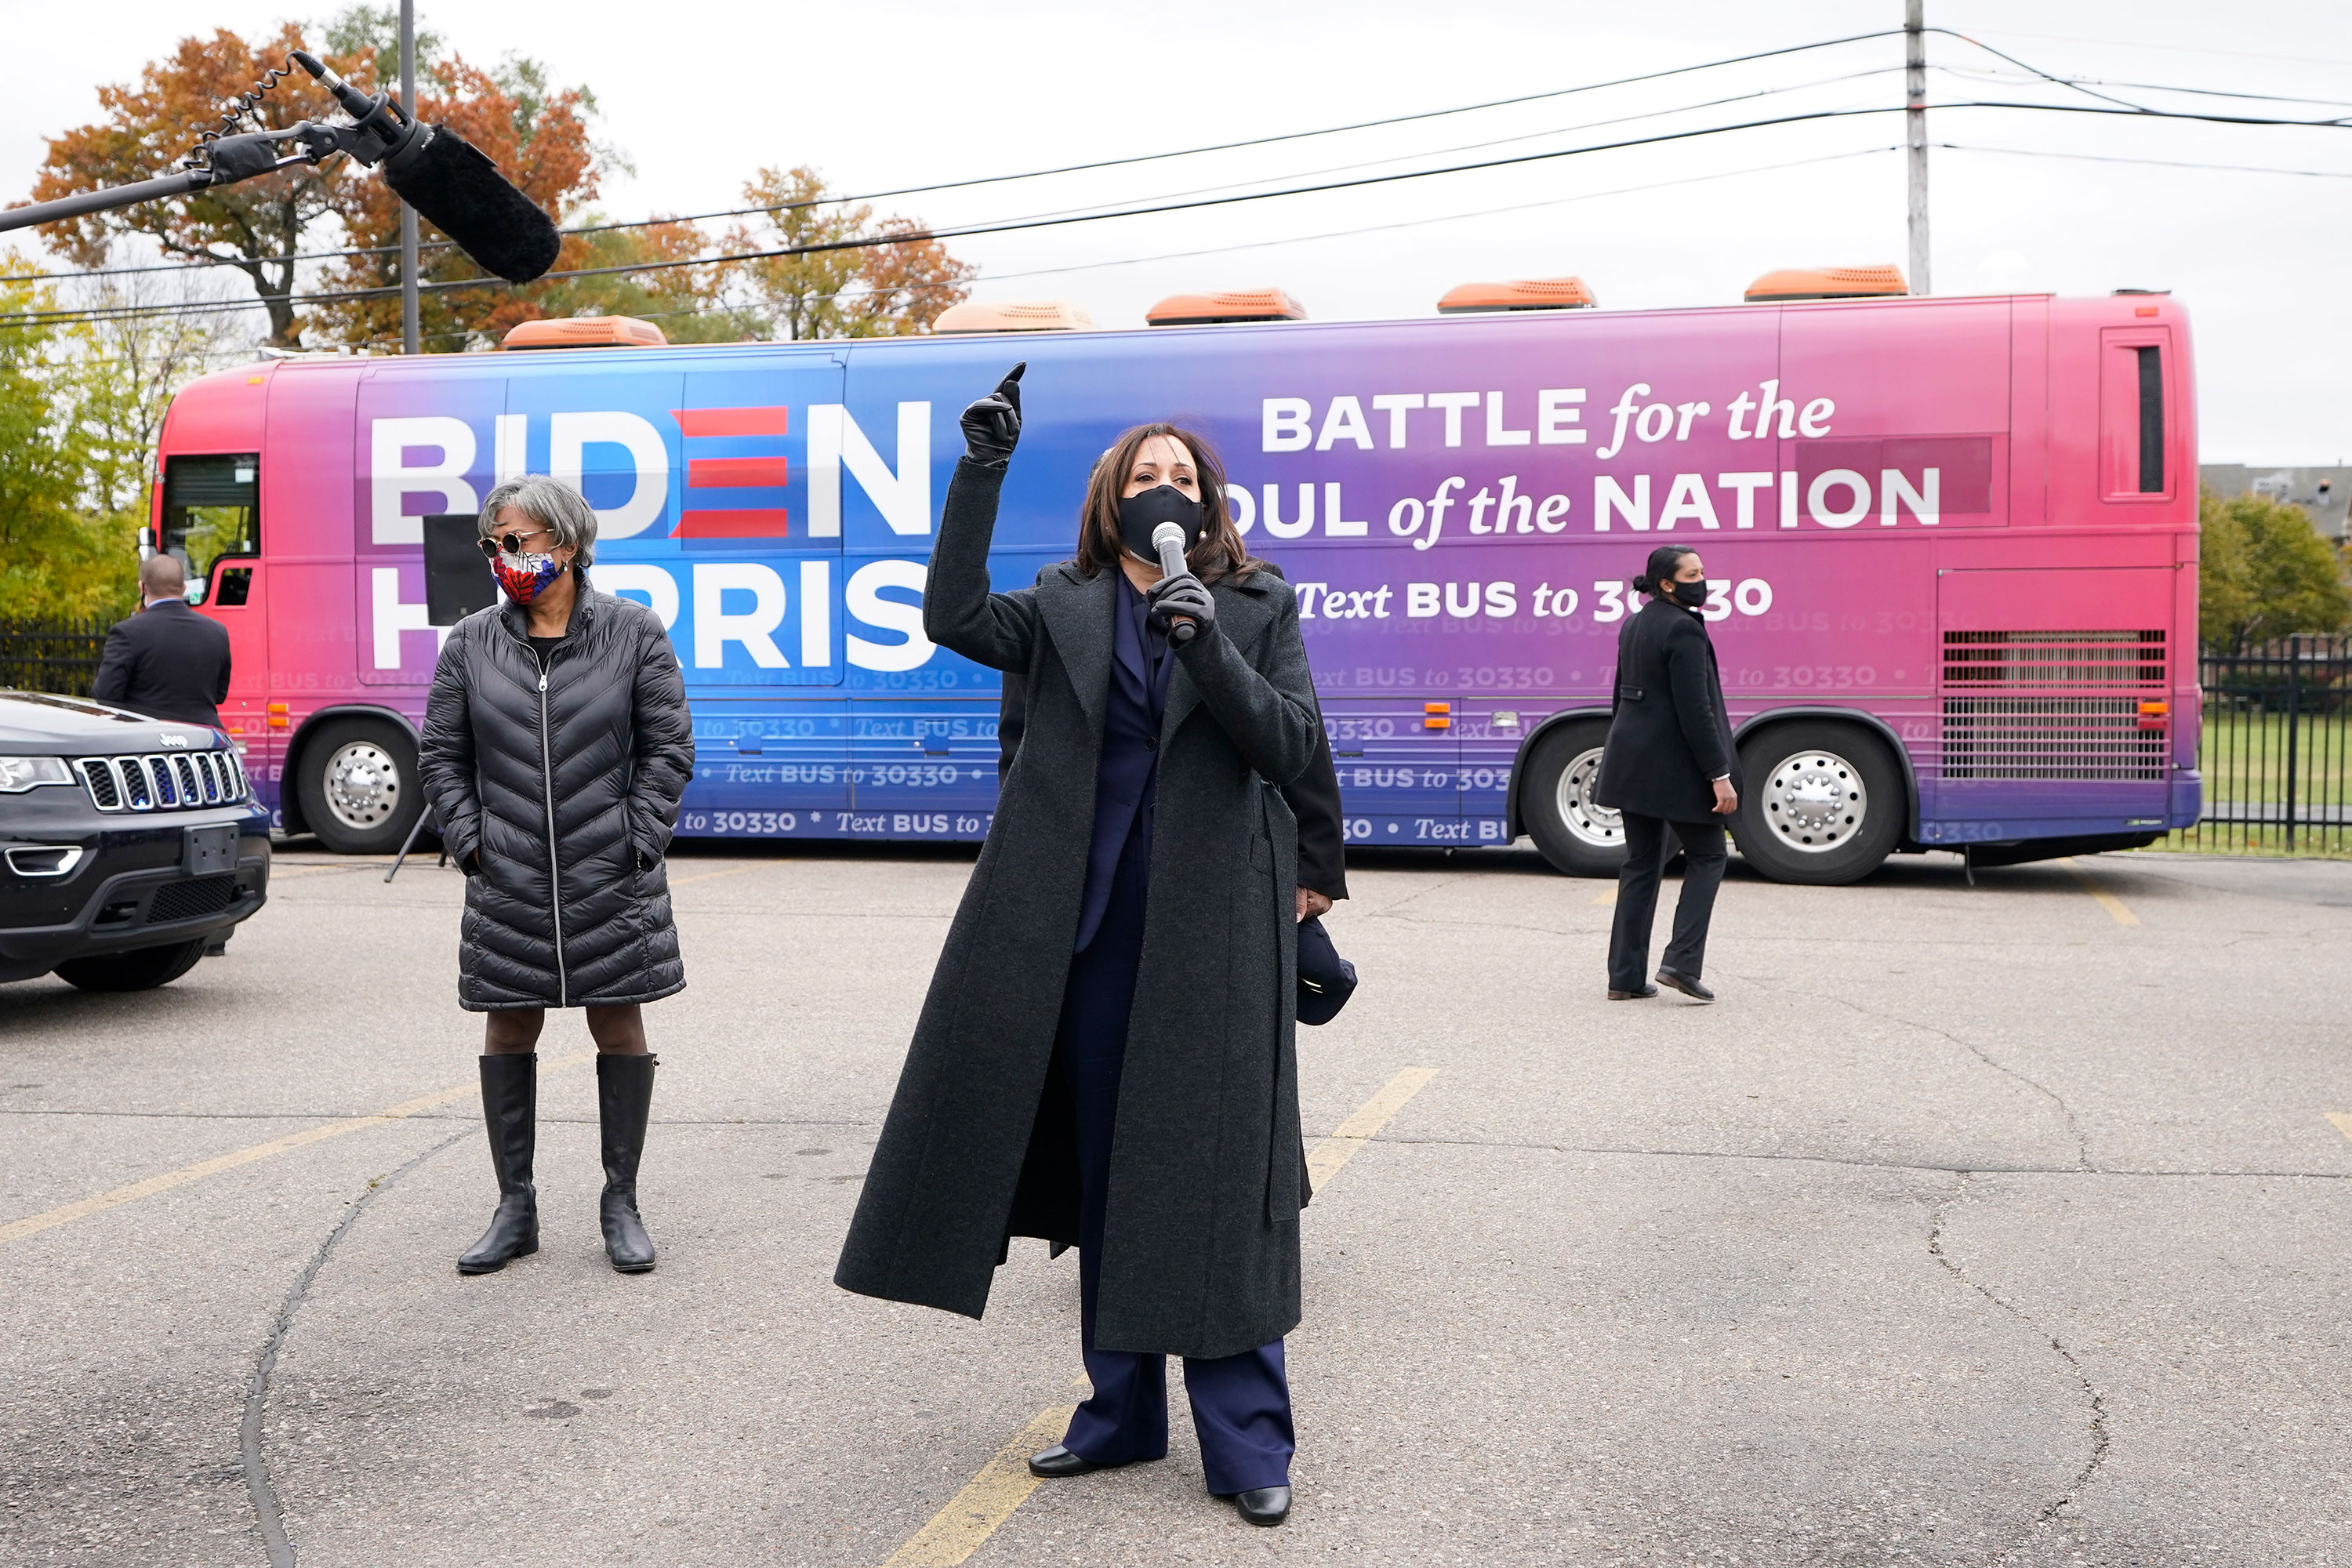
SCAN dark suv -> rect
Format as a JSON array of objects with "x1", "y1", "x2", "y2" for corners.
[{"x1": 0, "y1": 691, "x2": 270, "y2": 991}]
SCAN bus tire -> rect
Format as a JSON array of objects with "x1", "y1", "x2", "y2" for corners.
[
  {"x1": 1733, "y1": 720, "x2": 1903, "y2": 885},
  {"x1": 1520, "y1": 721, "x2": 1627, "y2": 878},
  {"x1": 298, "y1": 718, "x2": 423, "y2": 855},
  {"x1": 54, "y1": 938, "x2": 207, "y2": 993}
]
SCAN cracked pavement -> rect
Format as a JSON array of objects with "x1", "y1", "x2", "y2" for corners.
[{"x1": 2, "y1": 844, "x2": 2349, "y2": 1565}]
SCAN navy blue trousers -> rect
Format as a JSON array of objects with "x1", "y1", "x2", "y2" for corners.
[{"x1": 1054, "y1": 839, "x2": 1294, "y2": 1495}]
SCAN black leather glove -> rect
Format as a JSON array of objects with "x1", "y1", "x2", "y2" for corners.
[
  {"x1": 958, "y1": 362, "x2": 1025, "y2": 467},
  {"x1": 1147, "y1": 572, "x2": 1215, "y2": 640}
]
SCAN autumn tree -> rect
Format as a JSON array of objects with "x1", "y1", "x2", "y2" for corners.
[
  {"x1": 25, "y1": 24, "x2": 354, "y2": 347},
  {"x1": 2199, "y1": 488, "x2": 2352, "y2": 651},
  {"x1": 724, "y1": 166, "x2": 974, "y2": 340},
  {"x1": 312, "y1": 37, "x2": 612, "y2": 349},
  {"x1": 24, "y1": 10, "x2": 608, "y2": 351}
]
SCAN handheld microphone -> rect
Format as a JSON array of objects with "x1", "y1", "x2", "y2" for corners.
[{"x1": 1151, "y1": 522, "x2": 1198, "y2": 646}]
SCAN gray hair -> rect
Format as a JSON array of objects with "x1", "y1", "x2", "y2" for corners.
[{"x1": 481, "y1": 476, "x2": 597, "y2": 570}]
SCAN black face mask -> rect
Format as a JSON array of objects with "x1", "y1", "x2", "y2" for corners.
[
  {"x1": 1669, "y1": 577, "x2": 1708, "y2": 609},
  {"x1": 1118, "y1": 485, "x2": 1204, "y2": 563}
]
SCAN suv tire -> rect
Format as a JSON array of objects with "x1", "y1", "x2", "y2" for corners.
[
  {"x1": 54, "y1": 938, "x2": 207, "y2": 993},
  {"x1": 1519, "y1": 720, "x2": 1626, "y2": 878},
  {"x1": 298, "y1": 718, "x2": 423, "y2": 855},
  {"x1": 1733, "y1": 720, "x2": 1904, "y2": 885}
]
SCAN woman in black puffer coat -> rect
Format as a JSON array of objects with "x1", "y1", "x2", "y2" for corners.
[{"x1": 419, "y1": 474, "x2": 694, "y2": 1278}]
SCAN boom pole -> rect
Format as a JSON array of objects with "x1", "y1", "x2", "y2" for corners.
[{"x1": 399, "y1": 0, "x2": 419, "y2": 354}]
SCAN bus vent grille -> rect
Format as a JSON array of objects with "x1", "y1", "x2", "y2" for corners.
[
  {"x1": 1940, "y1": 630, "x2": 2169, "y2": 781},
  {"x1": 1940, "y1": 697, "x2": 2168, "y2": 782},
  {"x1": 1942, "y1": 629, "x2": 2165, "y2": 687}
]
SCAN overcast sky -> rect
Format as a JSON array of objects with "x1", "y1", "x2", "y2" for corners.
[{"x1": 5, "y1": 1, "x2": 2346, "y2": 462}]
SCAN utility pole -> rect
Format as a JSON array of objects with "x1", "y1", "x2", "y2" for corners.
[
  {"x1": 399, "y1": 0, "x2": 419, "y2": 354},
  {"x1": 1905, "y1": 0, "x2": 1930, "y2": 295}
]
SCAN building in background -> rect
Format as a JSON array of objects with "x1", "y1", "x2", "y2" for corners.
[{"x1": 2200, "y1": 465, "x2": 2350, "y2": 540}]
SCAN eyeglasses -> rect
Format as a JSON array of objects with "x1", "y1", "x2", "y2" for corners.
[{"x1": 477, "y1": 528, "x2": 558, "y2": 559}]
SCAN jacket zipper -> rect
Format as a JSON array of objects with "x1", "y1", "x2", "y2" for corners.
[{"x1": 536, "y1": 656, "x2": 567, "y2": 1007}]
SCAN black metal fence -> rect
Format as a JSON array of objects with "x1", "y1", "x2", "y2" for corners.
[
  {"x1": 2161, "y1": 634, "x2": 2352, "y2": 858},
  {"x1": 0, "y1": 619, "x2": 111, "y2": 699}
]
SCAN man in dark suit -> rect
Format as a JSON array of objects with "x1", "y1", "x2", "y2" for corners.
[
  {"x1": 1593, "y1": 546, "x2": 1741, "y2": 1003},
  {"x1": 91, "y1": 554, "x2": 232, "y2": 729}
]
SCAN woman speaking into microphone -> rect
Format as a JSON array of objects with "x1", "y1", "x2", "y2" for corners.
[{"x1": 836, "y1": 366, "x2": 1322, "y2": 1527}]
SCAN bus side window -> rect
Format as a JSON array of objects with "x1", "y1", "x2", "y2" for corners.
[
  {"x1": 159, "y1": 453, "x2": 261, "y2": 593},
  {"x1": 2098, "y1": 329, "x2": 2171, "y2": 501}
]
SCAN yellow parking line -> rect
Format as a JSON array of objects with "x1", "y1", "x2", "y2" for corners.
[
  {"x1": 0, "y1": 1051, "x2": 595, "y2": 1249},
  {"x1": 669, "y1": 864, "x2": 760, "y2": 888},
  {"x1": 2060, "y1": 858, "x2": 2140, "y2": 926},
  {"x1": 1591, "y1": 887, "x2": 1617, "y2": 906},
  {"x1": 874, "y1": 1066, "x2": 1439, "y2": 1566},
  {"x1": 879, "y1": 1392, "x2": 1083, "y2": 1568},
  {"x1": 1307, "y1": 1065, "x2": 1441, "y2": 1189},
  {"x1": 2326, "y1": 1112, "x2": 2352, "y2": 1144}
]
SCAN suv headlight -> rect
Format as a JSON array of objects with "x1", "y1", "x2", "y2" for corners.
[{"x1": 0, "y1": 757, "x2": 74, "y2": 792}]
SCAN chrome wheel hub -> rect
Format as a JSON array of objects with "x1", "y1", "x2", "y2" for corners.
[
  {"x1": 1554, "y1": 746, "x2": 1622, "y2": 848},
  {"x1": 1761, "y1": 749, "x2": 1866, "y2": 853},
  {"x1": 323, "y1": 741, "x2": 401, "y2": 831}
]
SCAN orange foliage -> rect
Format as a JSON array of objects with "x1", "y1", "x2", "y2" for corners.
[{"x1": 25, "y1": 25, "x2": 360, "y2": 345}]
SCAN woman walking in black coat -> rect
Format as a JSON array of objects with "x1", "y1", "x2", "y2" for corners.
[
  {"x1": 419, "y1": 475, "x2": 695, "y2": 1276},
  {"x1": 1594, "y1": 545, "x2": 1742, "y2": 1003},
  {"x1": 835, "y1": 367, "x2": 1323, "y2": 1527}
]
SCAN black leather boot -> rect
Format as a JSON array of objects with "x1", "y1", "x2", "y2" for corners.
[
  {"x1": 456, "y1": 1052, "x2": 539, "y2": 1275},
  {"x1": 597, "y1": 1053, "x2": 658, "y2": 1273}
]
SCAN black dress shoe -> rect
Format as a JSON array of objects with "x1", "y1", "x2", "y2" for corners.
[
  {"x1": 1607, "y1": 983, "x2": 1658, "y2": 1000},
  {"x1": 1028, "y1": 1445, "x2": 1106, "y2": 1478},
  {"x1": 1234, "y1": 1485, "x2": 1291, "y2": 1526},
  {"x1": 1656, "y1": 967, "x2": 1715, "y2": 1002}
]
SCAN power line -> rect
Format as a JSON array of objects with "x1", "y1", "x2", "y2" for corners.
[
  {"x1": 1944, "y1": 143, "x2": 2352, "y2": 180},
  {"x1": 1939, "y1": 64, "x2": 2352, "y2": 112},
  {"x1": 9, "y1": 24, "x2": 2341, "y2": 299},
  {"x1": 5, "y1": 31, "x2": 1912, "y2": 287},
  {"x1": 10, "y1": 88, "x2": 2352, "y2": 332},
  {"x1": 351, "y1": 144, "x2": 1909, "y2": 350}
]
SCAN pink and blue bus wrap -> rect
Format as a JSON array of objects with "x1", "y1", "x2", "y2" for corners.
[{"x1": 156, "y1": 291, "x2": 2201, "y2": 863}]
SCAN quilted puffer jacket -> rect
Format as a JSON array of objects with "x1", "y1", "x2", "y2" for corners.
[{"x1": 419, "y1": 586, "x2": 695, "y2": 1011}]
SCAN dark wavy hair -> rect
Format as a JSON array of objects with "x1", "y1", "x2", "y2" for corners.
[
  {"x1": 1632, "y1": 544, "x2": 1699, "y2": 597},
  {"x1": 1074, "y1": 423, "x2": 1262, "y2": 584}
]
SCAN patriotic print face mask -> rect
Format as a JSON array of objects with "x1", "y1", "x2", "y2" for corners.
[{"x1": 494, "y1": 550, "x2": 565, "y2": 604}]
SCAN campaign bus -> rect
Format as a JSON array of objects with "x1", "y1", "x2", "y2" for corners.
[{"x1": 146, "y1": 270, "x2": 2201, "y2": 884}]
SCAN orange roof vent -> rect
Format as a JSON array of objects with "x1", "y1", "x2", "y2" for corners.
[
  {"x1": 1145, "y1": 289, "x2": 1306, "y2": 328},
  {"x1": 932, "y1": 299, "x2": 1097, "y2": 334},
  {"x1": 1743, "y1": 265, "x2": 1907, "y2": 303},
  {"x1": 1437, "y1": 276, "x2": 1596, "y2": 314},
  {"x1": 501, "y1": 315, "x2": 669, "y2": 350}
]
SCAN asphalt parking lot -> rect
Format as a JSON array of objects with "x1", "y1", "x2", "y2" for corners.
[{"x1": 4, "y1": 843, "x2": 2350, "y2": 1566}]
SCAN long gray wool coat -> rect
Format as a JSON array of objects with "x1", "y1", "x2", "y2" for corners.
[
  {"x1": 835, "y1": 458, "x2": 1323, "y2": 1360},
  {"x1": 418, "y1": 586, "x2": 694, "y2": 1011}
]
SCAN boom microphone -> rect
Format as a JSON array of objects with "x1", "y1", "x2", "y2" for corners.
[
  {"x1": 3, "y1": 51, "x2": 560, "y2": 283},
  {"x1": 291, "y1": 50, "x2": 561, "y2": 284},
  {"x1": 1151, "y1": 521, "x2": 1199, "y2": 646},
  {"x1": 383, "y1": 126, "x2": 563, "y2": 283}
]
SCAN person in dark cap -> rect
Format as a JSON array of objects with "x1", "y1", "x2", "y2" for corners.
[
  {"x1": 91, "y1": 555, "x2": 231, "y2": 728},
  {"x1": 1594, "y1": 545, "x2": 1741, "y2": 1003}
]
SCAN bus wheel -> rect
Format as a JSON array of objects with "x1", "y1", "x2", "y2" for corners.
[
  {"x1": 299, "y1": 719, "x2": 423, "y2": 855},
  {"x1": 1733, "y1": 722, "x2": 1902, "y2": 885},
  {"x1": 1521, "y1": 722, "x2": 1626, "y2": 877}
]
